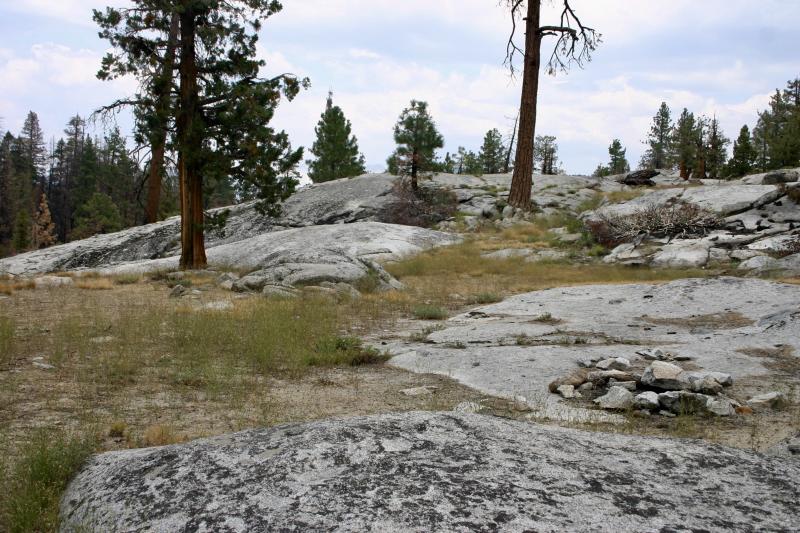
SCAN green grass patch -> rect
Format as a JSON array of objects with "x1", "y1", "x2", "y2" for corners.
[
  {"x1": 0, "y1": 316, "x2": 14, "y2": 368},
  {"x1": 412, "y1": 304, "x2": 449, "y2": 320},
  {"x1": 0, "y1": 430, "x2": 96, "y2": 533},
  {"x1": 465, "y1": 292, "x2": 503, "y2": 305}
]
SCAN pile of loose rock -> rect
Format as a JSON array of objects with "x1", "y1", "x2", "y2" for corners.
[{"x1": 550, "y1": 349, "x2": 787, "y2": 417}]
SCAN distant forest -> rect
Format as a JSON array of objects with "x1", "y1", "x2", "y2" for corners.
[{"x1": 1, "y1": 76, "x2": 799, "y2": 259}]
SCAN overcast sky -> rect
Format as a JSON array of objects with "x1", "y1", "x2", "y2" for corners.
[{"x1": 1, "y1": 0, "x2": 799, "y2": 175}]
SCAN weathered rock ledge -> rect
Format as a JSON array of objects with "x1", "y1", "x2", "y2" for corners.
[{"x1": 60, "y1": 411, "x2": 800, "y2": 532}]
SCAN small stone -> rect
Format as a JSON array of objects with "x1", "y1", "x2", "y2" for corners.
[
  {"x1": 32, "y1": 361, "x2": 56, "y2": 370},
  {"x1": 608, "y1": 379, "x2": 637, "y2": 391},
  {"x1": 262, "y1": 285, "x2": 299, "y2": 299},
  {"x1": 705, "y1": 396, "x2": 736, "y2": 417},
  {"x1": 633, "y1": 391, "x2": 660, "y2": 410},
  {"x1": 586, "y1": 370, "x2": 634, "y2": 384},
  {"x1": 400, "y1": 386, "x2": 437, "y2": 397},
  {"x1": 577, "y1": 359, "x2": 595, "y2": 368},
  {"x1": 641, "y1": 361, "x2": 688, "y2": 391},
  {"x1": 595, "y1": 357, "x2": 631, "y2": 371},
  {"x1": 548, "y1": 369, "x2": 588, "y2": 393},
  {"x1": 578, "y1": 382, "x2": 594, "y2": 392},
  {"x1": 593, "y1": 386, "x2": 634, "y2": 410},
  {"x1": 659, "y1": 410, "x2": 677, "y2": 418},
  {"x1": 203, "y1": 301, "x2": 234, "y2": 311},
  {"x1": 658, "y1": 391, "x2": 709, "y2": 415},
  {"x1": 747, "y1": 392, "x2": 788, "y2": 410},
  {"x1": 34, "y1": 275, "x2": 74, "y2": 289},
  {"x1": 556, "y1": 385, "x2": 576, "y2": 399},
  {"x1": 688, "y1": 375, "x2": 724, "y2": 395},
  {"x1": 637, "y1": 348, "x2": 666, "y2": 361},
  {"x1": 169, "y1": 285, "x2": 188, "y2": 298},
  {"x1": 453, "y1": 401, "x2": 481, "y2": 414}
]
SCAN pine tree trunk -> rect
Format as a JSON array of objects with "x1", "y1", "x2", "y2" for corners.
[
  {"x1": 411, "y1": 150, "x2": 419, "y2": 191},
  {"x1": 507, "y1": 1, "x2": 541, "y2": 211},
  {"x1": 146, "y1": 13, "x2": 179, "y2": 224},
  {"x1": 504, "y1": 113, "x2": 518, "y2": 173},
  {"x1": 679, "y1": 160, "x2": 688, "y2": 180},
  {"x1": 178, "y1": 6, "x2": 207, "y2": 270}
]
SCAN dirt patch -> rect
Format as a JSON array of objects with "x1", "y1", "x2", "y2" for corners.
[
  {"x1": 737, "y1": 345, "x2": 800, "y2": 376},
  {"x1": 641, "y1": 311, "x2": 753, "y2": 331}
]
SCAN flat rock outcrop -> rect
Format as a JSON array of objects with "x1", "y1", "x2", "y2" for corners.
[
  {"x1": 384, "y1": 278, "x2": 800, "y2": 421},
  {"x1": 589, "y1": 172, "x2": 800, "y2": 274},
  {"x1": 60, "y1": 411, "x2": 800, "y2": 532},
  {"x1": 90, "y1": 222, "x2": 459, "y2": 289}
]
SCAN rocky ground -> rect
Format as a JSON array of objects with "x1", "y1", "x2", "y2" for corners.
[
  {"x1": 2, "y1": 168, "x2": 800, "y2": 531},
  {"x1": 61, "y1": 411, "x2": 799, "y2": 532}
]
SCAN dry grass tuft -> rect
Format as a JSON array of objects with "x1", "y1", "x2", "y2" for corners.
[
  {"x1": 142, "y1": 425, "x2": 183, "y2": 447},
  {"x1": 0, "y1": 279, "x2": 35, "y2": 295},
  {"x1": 74, "y1": 278, "x2": 114, "y2": 290}
]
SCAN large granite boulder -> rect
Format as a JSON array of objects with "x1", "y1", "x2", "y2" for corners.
[
  {"x1": 88, "y1": 222, "x2": 459, "y2": 289},
  {"x1": 60, "y1": 412, "x2": 800, "y2": 532},
  {"x1": 0, "y1": 174, "x2": 398, "y2": 277}
]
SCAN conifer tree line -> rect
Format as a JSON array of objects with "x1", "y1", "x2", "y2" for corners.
[
  {"x1": 0, "y1": 112, "x2": 156, "y2": 257},
  {"x1": 385, "y1": 99, "x2": 561, "y2": 180},
  {"x1": 634, "y1": 77, "x2": 800, "y2": 179}
]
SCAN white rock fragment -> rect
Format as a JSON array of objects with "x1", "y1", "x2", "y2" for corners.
[{"x1": 594, "y1": 386, "x2": 634, "y2": 410}]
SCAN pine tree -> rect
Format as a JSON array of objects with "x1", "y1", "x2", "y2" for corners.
[
  {"x1": 479, "y1": 128, "x2": 506, "y2": 174},
  {"x1": 725, "y1": 125, "x2": 756, "y2": 178},
  {"x1": 0, "y1": 133, "x2": 14, "y2": 254},
  {"x1": 672, "y1": 108, "x2": 697, "y2": 179},
  {"x1": 31, "y1": 192, "x2": 56, "y2": 249},
  {"x1": 71, "y1": 192, "x2": 124, "y2": 240},
  {"x1": 592, "y1": 164, "x2": 611, "y2": 178},
  {"x1": 692, "y1": 116, "x2": 710, "y2": 179},
  {"x1": 534, "y1": 135, "x2": 558, "y2": 174},
  {"x1": 307, "y1": 92, "x2": 366, "y2": 183},
  {"x1": 18, "y1": 111, "x2": 48, "y2": 189},
  {"x1": 607, "y1": 139, "x2": 630, "y2": 174},
  {"x1": 706, "y1": 116, "x2": 730, "y2": 179},
  {"x1": 504, "y1": 1, "x2": 599, "y2": 210},
  {"x1": 641, "y1": 102, "x2": 673, "y2": 170},
  {"x1": 12, "y1": 209, "x2": 30, "y2": 253},
  {"x1": 387, "y1": 100, "x2": 444, "y2": 190},
  {"x1": 462, "y1": 150, "x2": 483, "y2": 176},
  {"x1": 96, "y1": 0, "x2": 307, "y2": 269},
  {"x1": 440, "y1": 152, "x2": 456, "y2": 174}
]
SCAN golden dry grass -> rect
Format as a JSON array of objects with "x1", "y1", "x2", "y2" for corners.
[
  {"x1": 386, "y1": 239, "x2": 711, "y2": 309},
  {"x1": 74, "y1": 278, "x2": 114, "y2": 290}
]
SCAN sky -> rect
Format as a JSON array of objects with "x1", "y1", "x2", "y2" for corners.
[{"x1": 1, "y1": 0, "x2": 799, "y2": 176}]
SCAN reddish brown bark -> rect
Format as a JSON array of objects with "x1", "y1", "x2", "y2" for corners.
[
  {"x1": 177, "y1": 5, "x2": 206, "y2": 270},
  {"x1": 507, "y1": 1, "x2": 542, "y2": 211}
]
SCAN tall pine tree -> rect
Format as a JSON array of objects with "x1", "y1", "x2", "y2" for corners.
[
  {"x1": 479, "y1": 128, "x2": 506, "y2": 174},
  {"x1": 387, "y1": 100, "x2": 444, "y2": 190},
  {"x1": 96, "y1": 0, "x2": 308, "y2": 269},
  {"x1": 641, "y1": 102, "x2": 673, "y2": 170},
  {"x1": 672, "y1": 108, "x2": 697, "y2": 180},
  {"x1": 306, "y1": 92, "x2": 366, "y2": 183},
  {"x1": 725, "y1": 125, "x2": 756, "y2": 178},
  {"x1": 706, "y1": 116, "x2": 730, "y2": 179},
  {"x1": 608, "y1": 139, "x2": 630, "y2": 174}
]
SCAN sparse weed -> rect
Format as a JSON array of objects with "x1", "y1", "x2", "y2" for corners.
[{"x1": 0, "y1": 430, "x2": 95, "y2": 533}]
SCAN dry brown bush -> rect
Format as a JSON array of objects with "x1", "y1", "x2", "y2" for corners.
[
  {"x1": 379, "y1": 180, "x2": 458, "y2": 228},
  {"x1": 587, "y1": 202, "x2": 720, "y2": 247}
]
